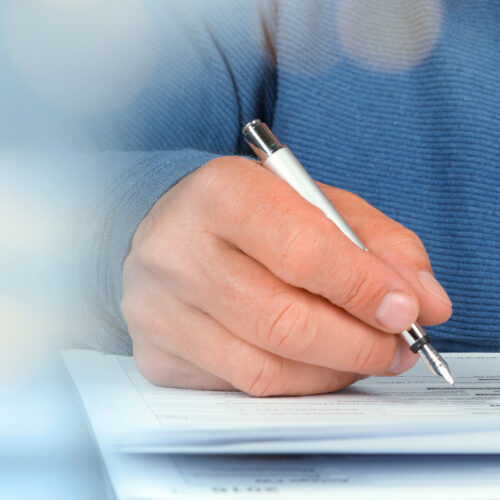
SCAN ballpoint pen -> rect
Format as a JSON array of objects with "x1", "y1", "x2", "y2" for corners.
[{"x1": 242, "y1": 119, "x2": 455, "y2": 385}]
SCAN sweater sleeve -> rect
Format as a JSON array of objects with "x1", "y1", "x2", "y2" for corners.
[
  {"x1": 75, "y1": 150, "x2": 218, "y2": 354},
  {"x1": 65, "y1": 1, "x2": 278, "y2": 353}
]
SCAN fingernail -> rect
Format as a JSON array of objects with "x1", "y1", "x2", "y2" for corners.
[
  {"x1": 375, "y1": 292, "x2": 418, "y2": 331},
  {"x1": 388, "y1": 340, "x2": 419, "y2": 374},
  {"x1": 417, "y1": 271, "x2": 452, "y2": 307}
]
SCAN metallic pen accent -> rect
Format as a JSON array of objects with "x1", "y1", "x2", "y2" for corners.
[{"x1": 242, "y1": 119, "x2": 454, "y2": 385}]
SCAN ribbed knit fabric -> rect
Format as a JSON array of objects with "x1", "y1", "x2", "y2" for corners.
[{"x1": 3, "y1": 1, "x2": 497, "y2": 353}]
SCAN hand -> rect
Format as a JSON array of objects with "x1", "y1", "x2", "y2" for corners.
[{"x1": 122, "y1": 156, "x2": 452, "y2": 396}]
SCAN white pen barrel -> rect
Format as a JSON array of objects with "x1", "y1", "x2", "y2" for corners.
[{"x1": 263, "y1": 147, "x2": 367, "y2": 251}]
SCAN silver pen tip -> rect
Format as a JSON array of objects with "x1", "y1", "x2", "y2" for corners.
[
  {"x1": 440, "y1": 365, "x2": 455, "y2": 385},
  {"x1": 418, "y1": 343, "x2": 455, "y2": 385}
]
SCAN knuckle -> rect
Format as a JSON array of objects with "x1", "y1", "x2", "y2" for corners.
[
  {"x1": 121, "y1": 288, "x2": 163, "y2": 337},
  {"x1": 396, "y1": 227, "x2": 426, "y2": 252},
  {"x1": 134, "y1": 226, "x2": 165, "y2": 270},
  {"x1": 260, "y1": 297, "x2": 317, "y2": 356},
  {"x1": 325, "y1": 370, "x2": 357, "y2": 392},
  {"x1": 120, "y1": 292, "x2": 147, "y2": 332},
  {"x1": 192, "y1": 156, "x2": 256, "y2": 223},
  {"x1": 120, "y1": 284, "x2": 149, "y2": 328},
  {"x1": 236, "y1": 356, "x2": 285, "y2": 397},
  {"x1": 133, "y1": 348, "x2": 168, "y2": 387},
  {"x1": 193, "y1": 156, "x2": 244, "y2": 199},
  {"x1": 385, "y1": 226, "x2": 430, "y2": 262},
  {"x1": 135, "y1": 226, "x2": 187, "y2": 283},
  {"x1": 121, "y1": 254, "x2": 135, "y2": 290},
  {"x1": 278, "y1": 221, "x2": 329, "y2": 283},
  {"x1": 135, "y1": 357, "x2": 161, "y2": 385},
  {"x1": 132, "y1": 347, "x2": 154, "y2": 381},
  {"x1": 352, "y1": 337, "x2": 394, "y2": 374},
  {"x1": 409, "y1": 231, "x2": 425, "y2": 250},
  {"x1": 194, "y1": 158, "x2": 229, "y2": 192},
  {"x1": 120, "y1": 293, "x2": 134, "y2": 323},
  {"x1": 335, "y1": 265, "x2": 367, "y2": 309},
  {"x1": 335, "y1": 263, "x2": 386, "y2": 312}
]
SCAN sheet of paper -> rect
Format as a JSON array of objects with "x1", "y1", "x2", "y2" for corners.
[
  {"x1": 63, "y1": 350, "x2": 500, "y2": 453},
  {"x1": 104, "y1": 452, "x2": 500, "y2": 500}
]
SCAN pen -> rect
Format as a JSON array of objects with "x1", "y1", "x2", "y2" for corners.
[{"x1": 242, "y1": 119, "x2": 455, "y2": 385}]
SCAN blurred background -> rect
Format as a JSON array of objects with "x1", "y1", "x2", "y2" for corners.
[
  {"x1": 0, "y1": 154, "x2": 109, "y2": 499},
  {"x1": 1, "y1": 0, "x2": 238, "y2": 492},
  {"x1": 0, "y1": 0, "x2": 161, "y2": 496}
]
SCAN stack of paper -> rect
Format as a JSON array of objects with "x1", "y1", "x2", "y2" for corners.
[
  {"x1": 102, "y1": 453, "x2": 500, "y2": 500},
  {"x1": 63, "y1": 350, "x2": 500, "y2": 498}
]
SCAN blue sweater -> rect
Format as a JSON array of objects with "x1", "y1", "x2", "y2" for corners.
[{"x1": 3, "y1": 1, "x2": 497, "y2": 353}]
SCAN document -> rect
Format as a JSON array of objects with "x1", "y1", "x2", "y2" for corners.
[
  {"x1": 63, "y1": 350, "x2": 500, "y2": 454},
  {"x1": 104, "y1": 453, "x2": 500, "y2": 500}
]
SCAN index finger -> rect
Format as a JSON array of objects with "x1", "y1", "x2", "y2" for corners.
[{"x1": 195, "y1": 157, "x2": 420, "y2": 334}]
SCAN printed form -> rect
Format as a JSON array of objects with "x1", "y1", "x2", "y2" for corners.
[
  {"x1": 104, "y1": 453, "x2": 500, "y2": 500},
  {"x1": 63, "y1": 350, "x2": 500, "y2": 454}
]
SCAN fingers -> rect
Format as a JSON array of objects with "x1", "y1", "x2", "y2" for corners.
[
  {"x1": 133, "y1": 341, "x2": 234, "y2": 391},
  {"x1": 318, "y1": 183, "x2": 453, "y2": 326},
  {"x1": 173, "y1": 235, "x2": 418, "y2": 376},
  {"x1": 124, "y1": 290, "x2": 360, "y2": 396},
  {"x1": 196, "y1": 157, "x2": 421, "y2": 334}
]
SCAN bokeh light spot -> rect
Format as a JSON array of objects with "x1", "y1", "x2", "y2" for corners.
[
  {"x1": 279, "y1": 1, "x2": 341, "y2": 76},
  {"x1": 336, "y1": 0, "x2": 443, "y2": 72}
]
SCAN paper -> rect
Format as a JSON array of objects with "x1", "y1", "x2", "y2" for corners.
[
  {"x1": 62, "y1": 350, "x2": 500, "y2": 453},
  {"x1": 104, "y1": 453, "x2": 500, "y2": 500}
]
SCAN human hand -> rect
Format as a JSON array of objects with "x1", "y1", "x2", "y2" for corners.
[{"x1": 122, "y1": 156, "x2": 452, "y2": 396}]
